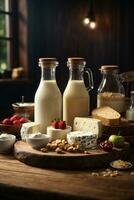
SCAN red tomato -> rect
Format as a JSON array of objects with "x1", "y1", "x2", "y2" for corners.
[
  {"x1": 2, "y1": 118, "x2": 12, "y2": 125},
  {"x1": 19, "y1": 117, "x2": 28, "y2": 123},
  {"x1": 10, "y1": 114, "x2": 21, "y2": 122},
  {"x1": 13, "y1": 119, "x2": 21, "y2": 125}
]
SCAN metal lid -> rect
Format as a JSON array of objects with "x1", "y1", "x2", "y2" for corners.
[
  {"x1": 100, "y1": 65, "x2": 119, "y2": 72},
  {"x1": 38, "y1": 58, "x2": 58, "y2": 66},
  {"x1": 67, "y1": 57, "x2": 85, "y2": 66}
]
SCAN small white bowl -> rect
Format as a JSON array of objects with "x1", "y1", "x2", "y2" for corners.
[
  {"x1": 47, "y1": 125, "x2": 72, "y2": 141},
  {"x1": 0, "y1": 134, "x2": 16, "y2": 153},
  {"x1": 26, "y1": 134, "x2": 50, "y2": 149}
]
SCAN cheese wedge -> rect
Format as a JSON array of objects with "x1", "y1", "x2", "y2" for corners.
[
  {"x1": 21, "y1": 122, "x2": 41, "y2": 141},
  {"x1": 67, "y1": 131, "x2": 97, "y2": 150},
  {"x1": 73, "y1": 117, "x2": 102, "y2": 138}
]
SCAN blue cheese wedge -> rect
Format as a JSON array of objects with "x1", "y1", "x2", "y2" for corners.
[
  {"x1": 73, "y1": 117, "x2": 102, "y2": 138},
  {"x1": 67, "y1": 131, "x2": 97, "y2": 150},
  {"x1": 21, "y1": 122, "x2": 41, "y2": 141}
]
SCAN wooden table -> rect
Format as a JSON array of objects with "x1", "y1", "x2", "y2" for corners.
[{"x1": 0, "y1": 153, "x2": 134, "y2": 200}]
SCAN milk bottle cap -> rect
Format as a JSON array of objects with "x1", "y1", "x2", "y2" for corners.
[
  {"x1": 67, "y1": 57, "x2": 86, "y2": 67},
  {"x1": 38, "y1": 58, "x2": 58, "y2": 67},
  {"x1": 100, "y1": 65, "x2": 119, "y2": 72}
]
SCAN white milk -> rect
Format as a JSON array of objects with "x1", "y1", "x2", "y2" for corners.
[
  {"x1": 34, "y1": 80, "x2": 62, "y2": 133},
  {"x1": 63, "y1": 80, "x2": 89, "y2": 127}
]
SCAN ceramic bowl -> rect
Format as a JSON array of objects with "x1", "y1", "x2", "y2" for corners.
[
  {"x1": 0, "y1": 124, "x2": 21, "y2": 138},
  {"x1": 26, "y1": 134, "x2": 50, "y2": 149},
  {"x1": 0, "y1": 134, "x2": 16, "y2": 153}
]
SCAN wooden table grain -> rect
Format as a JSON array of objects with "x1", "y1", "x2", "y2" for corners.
[{"x1": 0, "y1": 153, "x2": 134, "y2": 200}]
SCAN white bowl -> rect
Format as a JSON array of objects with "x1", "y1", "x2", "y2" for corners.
[
  {"x1": 0, "y1": 134, "x2": 16, "y2": 153},
  {"x1": 47, "y1": 125, "x2": 72, "y2": 141},
  {"x1": 26, "y1": 134, "x2": 50, "y2": 149}
]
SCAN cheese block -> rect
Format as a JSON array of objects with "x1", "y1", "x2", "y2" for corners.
[
  {"x1": 92, "y1": 106, "x2": 121, "y2": 126},
  {"x1": 21, "y1": 122, "x2": 41, "y2": 141},
  {"x1": 73, "y1": 117, "x2": 102, "y2": 138},
  {"x1": 47, "y1": 126, "x2": 72, "y2": 141},
  {"x1": 67, "y1": 131, "x2": 97, "y2": 150}
]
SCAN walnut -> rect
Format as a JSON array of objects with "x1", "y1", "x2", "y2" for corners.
[
  {"x1": 63, "y1": 144, "x2": 70, "y2": 150},
  {"x1": 50, "y1": 143, "x2": 57, "y2": 150},
  {"x1": 84, "y1": 150, "x2": 90, "y2": 154},
  {"x1": 40, "y1": 147, "x2": 48, "y2": 153},
  {"x1": 55, "y1": 147, "x2": 65, "y2": 154},
  {"x1": 46, "y1": 143, "x2": 52, "y2": 150},
  {"x1": 67, "y1": 146, "x2": 74, "y2": 152},
  {"x1": 55, "y1": 139, "x2": 62, "y2": 144}
]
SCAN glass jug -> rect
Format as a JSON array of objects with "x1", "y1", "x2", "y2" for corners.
[
  {"x1": 97, "y1": 65, "x2": 125, "y2": 113},
  {"x1": 34, "y1": 58, "x2": 62, "y2": 133},
  {"x1": 63, "y1": 57, "x2": 94, "y2": 127},
  {"x1": 126, "y1": 91, "x2": 134, "y2": 121}
]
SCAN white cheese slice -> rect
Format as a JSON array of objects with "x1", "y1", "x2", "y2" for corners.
[
  {"x1": 20, "y1": 122, "x2": 41, "y2": 141},
  {"x1": 73, "y1": 117, "x2": 102, "y2": 138},
  {"x1": 47, "y1": 126, "x2": 72, "y2": 141},
  {"x1": 67, "y1": 131, "x2": 97, "y2": 150}
]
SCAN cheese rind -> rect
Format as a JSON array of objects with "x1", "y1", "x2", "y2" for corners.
[
  {"x1": 20, "y1": 122, "x2": 41, "y2": 141},
  {"x1": 73, "y1": 117, "x2": 102, "y2": 138},
  {"x1": 67, "y1": 131, "x2": 97, "y2": 150}
]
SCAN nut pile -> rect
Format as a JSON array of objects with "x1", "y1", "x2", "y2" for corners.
[
  {"x1": 91, "y1": 169, "x2": 122, "y2": 177},
  {"x1": 40, "y1": 139, "x2": 90, "y2": 154},
  {"x1": 111, "y1": 160, "x2": 132, "y2": 169},
  {"x1": 91, "y1": 168, "x2": 134, "y2": 177}
]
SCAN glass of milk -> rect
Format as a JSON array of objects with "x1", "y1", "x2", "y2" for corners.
[
  {"x1": 126, "y1": 91, "x2": 134, "y2": 122},
  {"x1": 34, "y1": 58, "x2": 62, "y2": 133},
  {"x1": 63, "y1": 57, "x2": 94, "y2": 127}
]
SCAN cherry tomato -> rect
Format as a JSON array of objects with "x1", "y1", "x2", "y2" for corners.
[
  {"x1": 19, "y1": 117, "x2": 28, "y2": 123},
  {"x1": 13, "y1": 119, "x2": 21, "y2": 125},
  {"x1": 10, "y1": 114, "x2": 21, "y2": 122},
  {"x1": 2, "y1": 118, "x2": 12, "y2": 125}
]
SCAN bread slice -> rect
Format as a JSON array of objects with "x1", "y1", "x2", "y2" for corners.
[{"x1": 92, "y1": 106, "x2": 121, "y2": 126}]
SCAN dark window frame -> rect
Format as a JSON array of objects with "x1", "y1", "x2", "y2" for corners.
[
  {"x1": 0, "y1": 0, "x2": 28, "y2": 81},
  {"x1": 0, "y1": 0, "x2": 19, "y2": 70}
]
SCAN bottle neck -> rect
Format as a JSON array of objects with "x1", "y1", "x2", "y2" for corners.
[
  {"x1": 101, "y1": 72, "x2": 120, "y2": 89},
  {"x1": 69, "y1": 66, "x2": 84, "y2": 80},
  {"x1": 102, "y1": 72, "x2": 119, "y2": 81},
  {"x1": 98, "y1": 70, "x2": 124, "y2": 94},
  {"x1": 41, "y1": 67, "x2": 56, "y2": 81}
]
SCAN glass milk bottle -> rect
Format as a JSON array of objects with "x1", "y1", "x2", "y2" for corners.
[
  {"x1": 63, "y1": 57, "x2": 94, "y2": 127},
  {"x1": 34, "y1": 58, "x2": 62, "y2": 133},
  {"x1": 97, "y1": 65, "x2": 125, "y2": 113},
  {"x1": 126, "y1": 91, "x2": 134, "y2": 122}
]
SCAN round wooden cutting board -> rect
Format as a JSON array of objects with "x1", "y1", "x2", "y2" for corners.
[{"x1": 14, "y1": 141, "x2": 129, "y2": 170}]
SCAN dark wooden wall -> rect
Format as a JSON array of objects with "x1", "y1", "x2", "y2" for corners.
[
  {"x1": 0, "y1": 0, "x2": 134, "y2": 117},
  {"x1": 27, "y1": 0, "x2": 134, "y2": 107}
]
